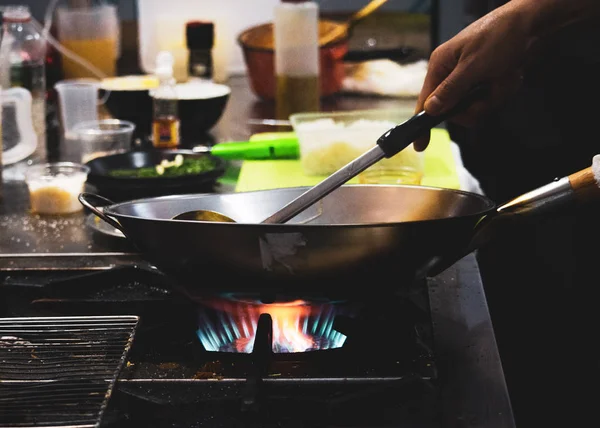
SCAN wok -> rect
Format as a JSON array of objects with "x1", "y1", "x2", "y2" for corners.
[{"x1": 79, "y1": 157, "x2": 600, "y2": 298}]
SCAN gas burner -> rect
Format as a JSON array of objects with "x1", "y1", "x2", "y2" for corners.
[
  {"x1": 196, "y1": 294, "x2": 353, "y2": 353},
  {"x1": 218, "y1": 292, "x2": 346, "y2": 305}
]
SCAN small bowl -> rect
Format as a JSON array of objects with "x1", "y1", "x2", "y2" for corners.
[
  {"x1": 72, "y1": 119, "x2": 136, "y2": 163},
  {"x1": 100, "y1": 75, "x2": 158, "y2": 142},
  {"x1": 101, "y1": 76, "x2": 230, "y2": 144},
  {"x1": 171, "y1": 81, "x2": 231, "y2": 143},
  {"x1": 25, "y1": 162, "x2": 91, "y2": 215}
]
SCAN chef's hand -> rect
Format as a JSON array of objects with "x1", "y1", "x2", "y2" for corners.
[{"x1": 413, "y1": 1, "x2": 536, "y2": 151}]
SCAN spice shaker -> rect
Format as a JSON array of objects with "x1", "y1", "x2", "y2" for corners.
[
  {"x1": 186, "y1": 21, "x2": 214, "y2": 81},
  {"x1": 273, "y1": 0, "x2": 320, "y2": 119}
]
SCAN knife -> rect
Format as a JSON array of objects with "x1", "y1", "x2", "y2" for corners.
[{"x1": 191, "y1": 137, "x2": 300, "y2": 160}]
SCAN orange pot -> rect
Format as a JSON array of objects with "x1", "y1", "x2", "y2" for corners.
[{"x1": 237, "y1": 21, "x2": 349, "y2": 100}]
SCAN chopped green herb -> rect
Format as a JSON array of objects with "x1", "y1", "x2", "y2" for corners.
[{"x1": 108, "y1": 156, "x2": 217, "y2": 178}]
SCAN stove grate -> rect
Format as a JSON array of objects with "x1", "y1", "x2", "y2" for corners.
[{"x1": 0, "y1": 316, "x2": 139, "y2": 428}]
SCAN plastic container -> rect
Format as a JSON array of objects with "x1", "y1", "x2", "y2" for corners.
[
  {"x1": 273, "y1": 0, "x2": 320, "y2": 119},
  {"x1": 0, "y1": 5, "x2": 47, "y2": 160},
  {"x1": 55, "y1": 4, "x2": 120, "y2": 79},
  {"x1": 290, "y1": 108, "x2": 425, "y2": 185},
  {"x1": 1, "y1": 87, "x2": 37, "y2": 165},
  {"x1": 54, "y1": 79, "x2": 100, "y2": 139},
  {"x1": 72, "y1": 119, "x2": 135, "y2": 163},
  {"x1": 25, "y1": 162, "x2": 90, "y2": 215}
]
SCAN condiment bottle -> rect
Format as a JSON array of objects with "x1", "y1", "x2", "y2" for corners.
[
  {"x1": 0, "y1": 5, "x2": 47, "y2": 162},
  {"x1": 151, "y1": 51, "x2": 180, "y2": 148},
  {"x1": 273, "y1": 0, "x2": 320, "y2": 120},
  {"x1": 186, "y1": 21, "x2": 214, "y2": 81}
]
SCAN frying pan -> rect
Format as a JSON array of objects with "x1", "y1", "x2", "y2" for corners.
[
  {"x1": 80, "y1": 155, "x2": 600, "y2": 299},
  {"x1": 84, "y1": 149, "x2": 226, "y2": 201}
]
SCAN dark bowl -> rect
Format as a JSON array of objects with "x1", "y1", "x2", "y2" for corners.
[
  {"x1": 174, "y1": 81, "x2": 231, "y2": 143},
  {"x1": 85, "y1": 148, "x2": 227, "y2": 202},
  {"x1": 100, "y1": 76, "x2": 230, "y2": 144},
  {"x1": 100, "y1": 75, "x2": 156, "y2": 142}
]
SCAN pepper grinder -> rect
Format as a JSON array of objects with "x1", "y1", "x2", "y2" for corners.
[{"x1": 186, "y1": 21, "x2": 214, "y2": 81}]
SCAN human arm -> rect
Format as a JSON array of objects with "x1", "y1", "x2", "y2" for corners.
[{"x1": 413, "y1": 0, "x2": 600, "y2": 151}]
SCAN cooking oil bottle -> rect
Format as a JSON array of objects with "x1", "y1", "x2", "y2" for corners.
[
  {"x1": 151, "y1": 51, "x2": 180, "y2": 148},
  {"x1": 273, "y1": 0, "x2": 320, "y2": 120}
]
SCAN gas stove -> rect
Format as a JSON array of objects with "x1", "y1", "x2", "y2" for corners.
[{"x1": 0, "y1": 255, "x2": 514, "y2": 427}]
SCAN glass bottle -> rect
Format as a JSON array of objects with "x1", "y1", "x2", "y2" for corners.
[
  {"x1": 151, "y1": 51, "x2": 180, "y2": 148},
  {"x1": 273, "y1": 0, "x2": 320, "y2": 120},
  {"x1": 0, "y1": 5, "x2": 47, "y2": 162}
]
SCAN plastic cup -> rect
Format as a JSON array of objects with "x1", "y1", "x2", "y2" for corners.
[
  {"x1": 54, "y1": 79, "x2": 100, "y2": 138},
  {"x1": 25, "y1": 162, "x2": 90, "y2": 215},
  {"x1": 71, "y1": 119, "x2": 136, "y2": 163}
]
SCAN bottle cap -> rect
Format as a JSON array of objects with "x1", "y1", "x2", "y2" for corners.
[
  {"x1": 2, "y1": 6, "x2": 31, "y2": 23},
  {"x1": 155, "y1": 51, "x2": 174, "y2": 79},
  {"x1": 186, "y1": 21, "x2": 214, "y2": 50}
]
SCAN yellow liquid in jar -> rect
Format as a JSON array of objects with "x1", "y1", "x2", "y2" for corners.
[
  {"x1": 358, "y1": 167, "x2": 423, "y2": 185},
  {"x1": 358, "y1": 152, "x2": 424, "y2": 185},
  {"x1": 61, "y1": 38, "x2": 118, "y2": 79},
  {"x1": 276, "y1": 75, "x2": 320, "y2": 119},
  {"x1": 29, "y1": 186, "x2": 82, "y2": 215}
]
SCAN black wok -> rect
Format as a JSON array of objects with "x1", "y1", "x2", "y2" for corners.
[
  {"x1": 80, "y1": 156, "x2": 600, "y2": 299},
  {"x1": 80, "y1": 156, "x2": 600, "y2": 297}
]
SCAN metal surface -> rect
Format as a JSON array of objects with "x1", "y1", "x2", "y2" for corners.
[
  {"x1": 261, "y1": 145, "x2": 387, "y2": 224},
  {"x1": 429, "y1": 254, "x2": 515, "y2": 428},
  {"x1": 0, "y1": 180, "x2": 139, "y2": 271},
  {"x1": 497, "y1": 176, "x2": 573, "y2": 214},
  {"x1": 108, "y1": 254, "x2": 515, "y2": 428},
  {"x1": 84, "y1": 185, "x2": 494, "y2": 294},
  {"x1": 0, "y1": 315, "x2": 139, "y2": 428}
]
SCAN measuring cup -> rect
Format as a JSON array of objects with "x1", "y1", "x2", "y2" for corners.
[{"x1": 54, "y1": 79, "x2": 100, "y2": 139}]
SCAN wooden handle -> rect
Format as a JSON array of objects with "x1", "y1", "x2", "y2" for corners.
[
  {"x1": 568, "y1": 166, "x2": 600, "y2": 203},
  {"x1": 319, "y1": 0, "x2": 389, "y2": 46}
]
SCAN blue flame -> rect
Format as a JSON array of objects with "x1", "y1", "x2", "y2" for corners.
[{"x1": 197, "y1": 302, "x2": 347, "y2": 354}]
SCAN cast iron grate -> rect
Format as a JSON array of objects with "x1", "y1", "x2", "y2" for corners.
[{"x1": 0, "y1": 316, "x2": 139, "y2": 428}]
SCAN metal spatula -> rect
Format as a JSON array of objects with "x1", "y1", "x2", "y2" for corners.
[
  {"x1": 260, "y1": 85, "x2": 489, "y2": 224},
  {"x1": 173, "y1": 85, "x2": 488, "y2": 224}
]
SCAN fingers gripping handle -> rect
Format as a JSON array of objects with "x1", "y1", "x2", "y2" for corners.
[{"x1": 377, "y1": 84, "x2": 490, "y2": 158}]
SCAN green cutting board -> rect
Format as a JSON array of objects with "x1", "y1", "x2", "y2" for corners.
[{"x1": 235, "y1": 128, "x2": 460, "y2": 192}]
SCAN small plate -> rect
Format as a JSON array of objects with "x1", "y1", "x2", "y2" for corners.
[{"x1": 85, "y1": 213, "x2": 125, "y2": 239}]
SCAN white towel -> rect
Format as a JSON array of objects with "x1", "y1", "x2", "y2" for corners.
[{"x1": 342, "y1": 59, "x2": 428, "y2": 98}]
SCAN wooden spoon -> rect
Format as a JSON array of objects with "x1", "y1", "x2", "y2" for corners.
[{"x1": 319, "y1": 0, "x2": 389, "y2": 46}]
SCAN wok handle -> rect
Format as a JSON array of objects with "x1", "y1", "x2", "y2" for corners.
[
  {"x1": 496, "y1": 156, "x2": 600, "y2": 215},
  {"x1": 423, "y1": 155, "x2": 600, "y2": 278},
  {"x1": 568, "y1": 164, "x2": 600, "y2": 202},
  {"x1": 78, "y1": 193, "x2": 126, "y2": 234}
]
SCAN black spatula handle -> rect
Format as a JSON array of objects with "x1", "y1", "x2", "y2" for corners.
[{"x1": 377, "y1": 83, "x2": 490, "y2": 158}]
